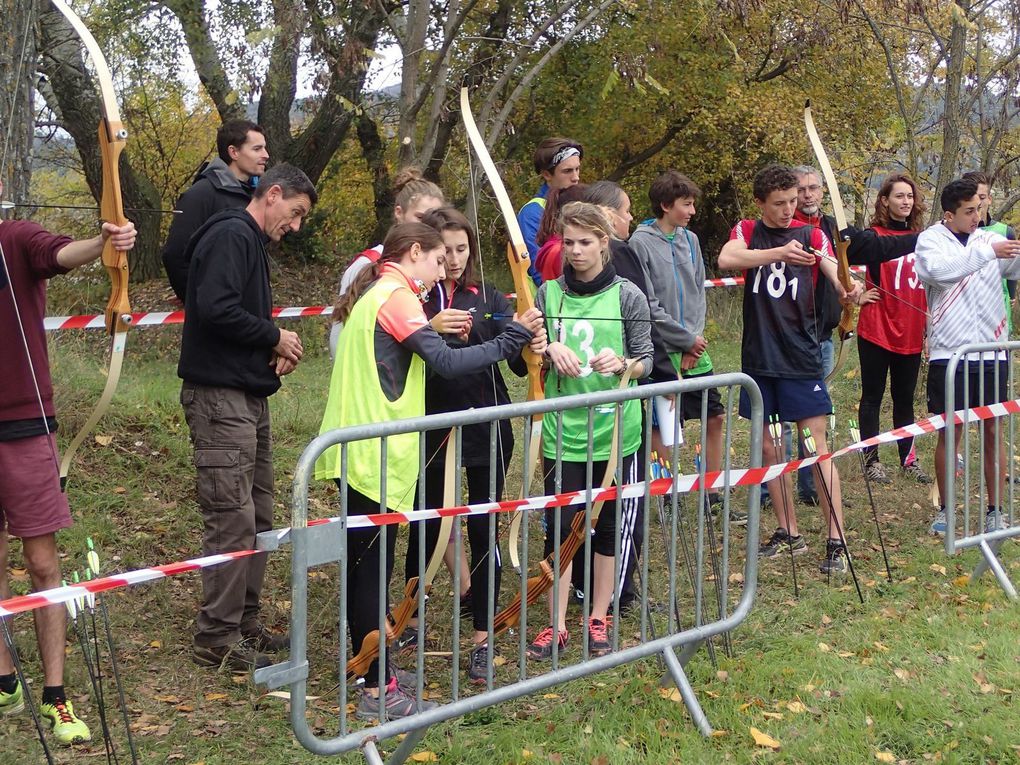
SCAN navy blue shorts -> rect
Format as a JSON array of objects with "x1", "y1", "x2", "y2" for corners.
[
  {"x1": 927, "y1": 360, "x2": 1009, "y2": 415},
  {"x1": 738, "y1": 374, "x2": 833, "y2": 422}
]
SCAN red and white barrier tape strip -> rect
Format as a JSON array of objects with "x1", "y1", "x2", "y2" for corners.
[
  {"x1": 43, "y1": 269, "x2": 868, "y2": 331},
  {"x1": 5, "y1": 396, "x2": 1010, "y2": 617}
]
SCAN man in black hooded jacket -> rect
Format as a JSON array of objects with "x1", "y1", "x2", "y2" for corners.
[
  {"x1": 162, "y1": 119, "x2": 268, "y2": 302},
  {"x1": 178, "y1": 163, "x2": 316, "y2": 673}
]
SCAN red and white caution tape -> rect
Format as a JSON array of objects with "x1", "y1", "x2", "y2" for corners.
[
  {"x1": 43, "y1": 305, "x2": 332, "y2": 331},
  {"x1": 4, "y1": 397, "x2": 1013, "y2": 617},
  {"x1": 43, "y1": 268, "x2": 868, "y2": 331}
]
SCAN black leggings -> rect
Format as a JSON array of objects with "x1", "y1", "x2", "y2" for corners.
[
  {"x1": 857, "y1": 336, "x2": 922, "y2": 465},
  {"x1": 405, "y1": 464, "x2": 506, "y2": 632},
  {"x1": 343, "y1": 485, "x2": 399, "y2": 688}
]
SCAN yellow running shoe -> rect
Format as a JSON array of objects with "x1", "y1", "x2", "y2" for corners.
[
  {"x1": 0, "y1": 680, "x2": 24, "y2": 715},
  {"x1": 39, "y1": 698, "x2": 91, "y2": 745}
]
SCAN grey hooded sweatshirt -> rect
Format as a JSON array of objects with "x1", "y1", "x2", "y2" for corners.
[{"x1": 628, "y1": 221, "x2": 706, "y2": 355}]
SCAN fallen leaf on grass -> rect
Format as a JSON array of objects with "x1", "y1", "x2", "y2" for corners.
[
  {"x1": 95, "y1": 435, "x2": 113, "y2": 447},
  {"x1": 786, "y1": 701, "x2": 807, "y2": 714},
  {"x1": 659, "y1": 688, "x2": 682, "y2": 702},
  {"x1": 204, "y1": 693, "x2": 228, "y2": 701},
  {"x1": 818, "y1": 642, "x2": 831, "y2": 652},
  {"x1": 761, "y1": 711, "x2": 784, "y2": 720},
  {"x1": 973, "y1": 673, "x2": 996, "y2": 694},
  {"x1": 930, "y1": 564, "x2": 947, "y2": 575},
  {"x1": 410, "y1": 752, "x2": 438, "y2": 762},
  {"x1": 893, "y1": 668, "x2": 910, "y2": 682},
  {"x1": 154, "y1": 695, "x2": 181, "y2": 704},
  {"x1": 750, "y1": 727, "x2": 781, "y2": 750},
  {"x1": 875, "y1": 751, "x2": 896, "y2": 763},
  {"x1": 953, "y1": 575, "x2": 970, "y2": 587},
  {"x1": 710, "y1": 730, "x2": 728, "y2": 738},
  {"x1": 521, "y1": 750, "x2": 532, "y2": 760},
  {"x1": 542, "y1": 693, "x2": 560, "y2": 700},
  {"x1": 493, "y1": 655, "x2": 507, "y2": 667}
]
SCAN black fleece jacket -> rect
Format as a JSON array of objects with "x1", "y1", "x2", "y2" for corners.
[
  {"x1": 177, "y1": 209, "x2": 283, "y2": 397},
  {"x1": 162, "y1": 158, "x2": 255, "y2": 301}
]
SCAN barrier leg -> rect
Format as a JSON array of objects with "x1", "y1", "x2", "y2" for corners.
[
  {"x1": 660, "y1": 645, "x2": 713, "y2": 736},
  {"x1": 385, "y1": 725, "x2": 431, "y2": 765},
  {"x1": 971, "y1": 539, "x2": 1017, "y2": 599},
  {"x1": 362, "y1": 739, "x2": 385, "y2": 765}
]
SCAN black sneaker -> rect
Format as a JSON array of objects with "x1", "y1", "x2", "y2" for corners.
[
  {"x1": 355, "y1": 676, "x2": 437, "y2": 721},
  {"x1": 819, "y1": 540, "x2": 849, "y2": 574},
  {"x1": 467, "y1": 643, "x2": 492, "y2": 684},
  {"x1": 241, "y1": 623, "x2": 290, "y2": 653},
  {"x1": 758, "y1": 528, "x2": 808, "y2": 559},
  {"x1": 193, "y1": 637, "x2": 271, "y2": 672},
  {"x1": 396, "y1": 626, "x2": 418, "y2": 654}
]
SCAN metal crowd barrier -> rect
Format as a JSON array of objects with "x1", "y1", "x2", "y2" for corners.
[
  {"x1": 943, "y1": 341, "x2": 1020, "y2": 598},
  {"x1": 254, "y1": 374, "x2": 763, "y2": 763}
]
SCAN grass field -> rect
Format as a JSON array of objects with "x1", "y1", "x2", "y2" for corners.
[{"x1": 2, "y1": 277, "x2": 1018, "y2": 764}]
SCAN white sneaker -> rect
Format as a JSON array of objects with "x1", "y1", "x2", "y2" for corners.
[
  {"x1": 985, "y1": 510, "x2": 1010, "y2": 534},
  {"x1": 929, "y1": 510, "x2": 948, "y2": 536}
]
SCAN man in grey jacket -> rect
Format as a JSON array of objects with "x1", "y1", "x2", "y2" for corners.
[
  {"x1": 162, "y1": 120, "x2": 269, "y2": 302},
  {"x1": 629, "y1": 171, "x2": 742, "y2": 523}
]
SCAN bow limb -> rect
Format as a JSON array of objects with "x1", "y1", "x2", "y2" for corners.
[
  {"x1": 50, "y1": 0, "x2": 132, "y2": 488},
  {"x1": 804, "y1": 100, "x2": 855, "y2": 385},
  {"x1": 490, "y1": 362, "x2": 638, "y2": 637},
  {"x1": 345, "y1": 433, "x2": 456, "y2": 681},
  {"x1": 459, "y1": 87, "x2": 544, "y2": 573}
]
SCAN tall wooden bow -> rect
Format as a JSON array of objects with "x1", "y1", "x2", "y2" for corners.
[
  {"x1": 459, "y1": 87, "x2": 544, "y2": 573},
  {"x1": 804, "y1": 100, "x2": 854, "y2": 384},
  {"x1": 488, "y1": 362, "x2": 639, "y2": 637},
  {"x1": 51, "y1": 0, "x2": 132, "y2": 488}
]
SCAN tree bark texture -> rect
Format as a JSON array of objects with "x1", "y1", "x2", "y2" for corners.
[{"x1": 0, "y1": 0, "x2": 37, "y2": 207}]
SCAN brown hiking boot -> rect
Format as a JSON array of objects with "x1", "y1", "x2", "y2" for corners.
[
  {"x1": 194, "y1": 637, "x2": 271, "y2": 671},
  {"x1": 241, "y1": 623, "x2": 290, "y2": 652}
]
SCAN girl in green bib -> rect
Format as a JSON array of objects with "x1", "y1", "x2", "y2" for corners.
[
  {"x1": 527, "y1": 202, "x2": 653, "y2": 660},
  {"x1": 316, "y1": 222, "x2": 544, "y2": 719}
]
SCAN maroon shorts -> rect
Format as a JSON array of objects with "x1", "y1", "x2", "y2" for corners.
[{"x1": 0, "y1": 434, "x2": 72, "y2": 538}]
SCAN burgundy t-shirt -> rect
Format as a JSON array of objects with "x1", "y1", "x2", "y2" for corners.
[{"x1": 0, "y1": 220, "x2": 72, "y2": 437}]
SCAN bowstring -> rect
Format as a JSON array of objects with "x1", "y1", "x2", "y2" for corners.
[{"x1": 464, "y1": 144, "x2": 517, "y2": 593}]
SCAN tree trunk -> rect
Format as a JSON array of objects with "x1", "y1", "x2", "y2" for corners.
[
  {"x1": 0, "y1": 0, "x2": 37, "y2": 206},
  {"x1": 37, "y1": 2, "x2": 164, "y2": 280},
  {"x1": 931, "y1": 1, "x2": 969, "y2": 223}
]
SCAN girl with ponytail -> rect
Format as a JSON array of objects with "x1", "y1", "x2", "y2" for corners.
[{"x1": 315, "y1": 221, "x2": 545, "y2": 719}]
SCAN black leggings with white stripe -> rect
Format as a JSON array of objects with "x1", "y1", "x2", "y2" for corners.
[{"x1": 541, "y1": 453, "x2": 641, "y2": 589}]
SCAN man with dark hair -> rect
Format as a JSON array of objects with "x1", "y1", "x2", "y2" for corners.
[
  {"x1": 962, "y1": 170, "x2": 1016, "y2": 334},
  {"x1": 517, "y1": 136, "x2": 583, "y2": 285},
  {"x1": 162, "y1": 119, "x2": 269, "y2": 301},
  {"x1": 719, "y1": 164, "x2": 859, "y2": 575},
  {"x1": 915, "y1": 177, "x2": 1020, "y2": 536},
  {"x1": 178, "y1": 163, "x2": 315, "y2": 672},
  {"x1": 0, "y1": 178, "x2": 136, "y2": 745}
]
